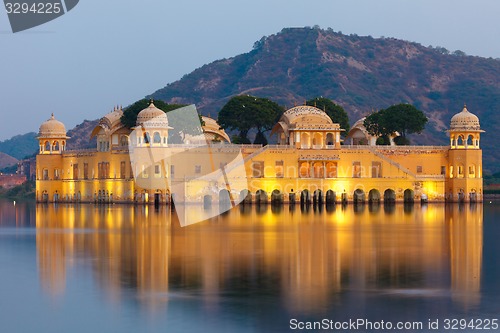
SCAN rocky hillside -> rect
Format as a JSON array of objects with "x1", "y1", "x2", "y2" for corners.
[
  {"x1": 66, "y1": 119, "x2": 99, "y2": 150},
  {"x1": 0, "y1": 152, "x2": 18, "y2": 170},
  {"x1": 0, "y1": 119, "x2": 98, "y2": 168},
  {"x1": 0, "y1": 133, "x2": 38, "y2": 160},
  {"x1": 150, "y1": 27, "x2": 500, "y2": 173}
]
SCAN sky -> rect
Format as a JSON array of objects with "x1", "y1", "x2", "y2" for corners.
[{"x1": 0, "y1": 0, "x2": 499, "y2": 140}]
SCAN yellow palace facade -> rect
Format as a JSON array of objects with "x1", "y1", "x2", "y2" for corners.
[{"x1": 36, "y1": 103, "x2": 484, "y2": 204}]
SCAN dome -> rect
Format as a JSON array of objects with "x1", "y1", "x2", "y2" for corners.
[
  {"x1": 90, "y1": 106, "x2": 124, "y2": 138},
  {"x1": 271, "y1": 104, "x2": 341, "y2": 139},
  {"x1": 135, "y1": 101, "x2": 170, "y2": 128},
  {"x1": 201, "y1": 116, "x2": 230, "y2": 142},
  {"x1": 280, "y1": 105, "x2": 333, "y2": 125},
  {"x1": 450, "y1": 106, "x2": 481, "y2": 131},
  {"x1": 351, "y1": 117, "x2": 367, "y2": 130},
  {"x1": 38, "y1": 113, "x2": 68, "y2": 138}
]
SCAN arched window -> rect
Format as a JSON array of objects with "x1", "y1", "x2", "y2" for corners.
[
  {"x1": 153, "y1": 132, "x2": 161, "y2": 144},
  {"x1": 326, "y1": 133, "x2": 334, "y2": 146},
  {"x1": 120, "y1": 136, "x2": 128, "y2": 146},
  {"x1": 469, "y1": 164, "x2": 476, "y2": 177},
  {"x1": 299, "y1": 162, "x2": 310, "y2": 178},
  {"x1": 467, "y1": 135, "x2": 473, "y2": 147},
  {"x1": 458, "y1": 164, "x2": 464, "y2": 178},
  {"x1": 53, "y1": 141, "x2": 60, "y2": 151},
  {"x1": 313, "y1": 133, "x2": 322, "y2": 148},
  {"x1": 326, "y1": 162, "x2": 337, "y2": 178},
  {"x1": 44, "y1": 141, "x2": 50, "y2": 152},
  {"x1": 300, "y1": 133, "x2": 310, "y2": 149},
  {"x1": 143, "y1": 132, "x2": 150, "y2": 144},
  {"x1": 313, "y1": 162, "x2": 324, "y2": 178},
  {"x1": 457, "y1": 135, "x2": 464, "y2": 146}
]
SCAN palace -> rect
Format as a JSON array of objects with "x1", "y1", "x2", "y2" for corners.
[{"x1": 36, "y1": 102, "x2": 483, "y2": 204}]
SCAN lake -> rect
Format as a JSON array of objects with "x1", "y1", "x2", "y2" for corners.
[{"x1": 0, "y1": 199, "x2": 499, "y2": 332}]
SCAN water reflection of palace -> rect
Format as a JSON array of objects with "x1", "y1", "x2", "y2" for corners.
[{"x1": 34, "y1": 203, "x2": 483, "y2": 312}]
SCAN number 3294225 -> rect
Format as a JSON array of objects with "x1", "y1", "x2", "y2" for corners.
[
  {"x1": 444, "y1": 319, "x2": 498, "y2": 330},
  {"x1": 5, "y1": 2, "x2": 62, "y2": 14}
]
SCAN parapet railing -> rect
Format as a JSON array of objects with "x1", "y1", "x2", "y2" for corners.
[
  {"x1": 372, "y1": 145, "x2": 448, "y2": 150},
  {"x1": 63, "y1": 148, "x2": 97, "y2": 154},
  {"x1": 61, "y1": 144, "x2": 449, "y2": 155}
]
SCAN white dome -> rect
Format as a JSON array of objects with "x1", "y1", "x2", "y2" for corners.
[
  {"x1": 450, "y1": 106, "x2": 481, "y2": 131},
  {"x1": 280, "y1": 105, "x2": 333, "y2": 125},
  {"x1": 136, "y1": 101, "x2": 170, "y2": 128},
  {"x1": 38, "y1": 114, "x2": 68, "y2": 139}
]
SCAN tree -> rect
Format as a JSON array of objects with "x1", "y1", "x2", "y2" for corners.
[
  {"x1": 363, "y1": 109, "x2": 387, "y2": 137},
  {"x1": 364, "y1": 103, "x2": 428, "y2": 145},
  {"x1": 218, "y1": 95, "x2": 284, "y2": 144},
  {"x1": 306, "y1": 97, "x2": 350, "y2": 135}
]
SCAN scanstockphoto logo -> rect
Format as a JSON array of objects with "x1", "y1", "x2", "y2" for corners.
[
  {"x1": 3, "y1": 0, "x2": 79, "y2": 33},
  {"x1": 128, "y1": 104, "x2": 249, "y2": 227}
]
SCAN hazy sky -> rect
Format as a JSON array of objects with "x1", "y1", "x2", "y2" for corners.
[{"x1": 0, "y1": 0, "x2": 499, "y2": 140}]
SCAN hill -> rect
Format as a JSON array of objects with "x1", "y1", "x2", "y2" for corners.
[
  {"x1": 0, "y1": 119, "x2": 98, "y2": 166},
  {"x1": 0, "y1": 152, "x2": 18, "y2": 170},
  {"x1": 0, "y1": 132, "x2": 38, "y2": 160},
  {"x1": 66, "y1": 119, "x2": 99, "y2": 150},
  {"x1": 150, "y1": 27, "x2": 500, "y2": 173}
]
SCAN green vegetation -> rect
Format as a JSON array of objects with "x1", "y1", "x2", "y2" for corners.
[
  {"x1": 218, "y1": 95, "x2": 284, "y2": 144},
  {"x1": 3, "y1": 27, "x2": 500, "y2": 171},
  {"x1": 148, "y1": 27, "x2": 500, "y2": 171},
  {"x1": 364, "y1": 104, "x2": 428, "y2": 145},
  {"x1": 0, "y1": 180, "x2": 35, "y2": 200},
  {"x1": 0, "y1": 132, "x2": 38, "y2": 159},
  {"x1": 306, "y1": 97, "x2": 350, "y2": 135}
]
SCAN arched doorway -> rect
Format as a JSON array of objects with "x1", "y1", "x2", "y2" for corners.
[
  {"x1": 271, "y1": 189, "x2": 283, "y2": 204},
  {"x1": 368, "y1": 189, "x2": 380, "y2": 203},
  {"x1": 469, "y1": 188, "x2": 477, "y2": 203},
  {"x1": 458, "y1": 190, "x2": 465, "y2": 203},
  {"x1": 203, "y1": 194, "x2": 212, "y2": 209},
  {"x1": 219, "y1": 189, "x2": 232, "y2": 212},
  {"x1": 219, "y1": 189, "x2": 231, "y2": 204},
  {"x1": 239, "y1": 189, "x2": 251, "y2": 204},
  {"x1": 313, "y1": 190, "x2": 323, "y2": 205},
  {"x1": 300, "y1": 189, "x2": 311, "y2": 205},
  {"x1": 384, "y1": 189, "x2": 396, "y2": 204},
  {"x1": 154, "y1": 190, "x2": 162, "y2": 206},
  {"x1": 255, "y1": 189, "x2": 267, "y2": 204},
  {"x1": 354, "y1": 189, "x2": 365, "y2": 204},
  {"x1": 403, "y1": 189, "x2": 414, "y2": 203},
  {"x1": 325, "y1": 190, "x2": 336, "y2": 205}
]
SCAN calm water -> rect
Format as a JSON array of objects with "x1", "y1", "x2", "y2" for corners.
[{"x1": 0, "y1": 199, "x2": 499, "y2": 333}]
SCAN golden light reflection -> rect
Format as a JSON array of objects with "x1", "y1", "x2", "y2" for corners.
[{"x1": 34, "y1": 203, "x2": 483, "y2": 312}]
